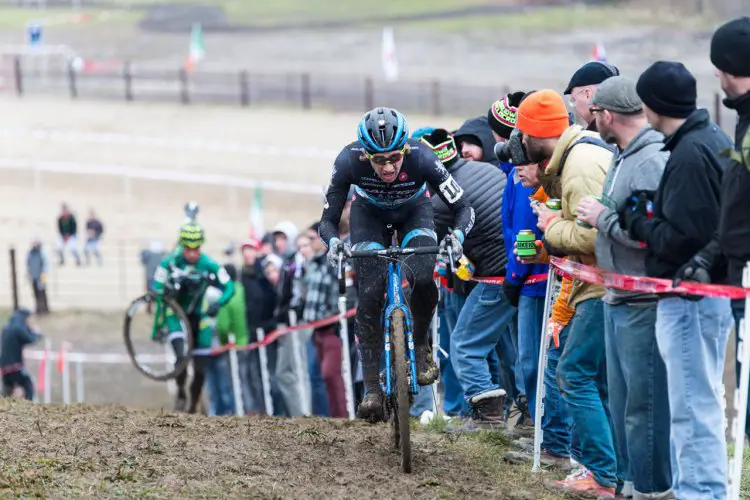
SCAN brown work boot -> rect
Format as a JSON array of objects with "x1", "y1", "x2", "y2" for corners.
[
  {"x1": 466, "y1": 389, "x2": 506, "y2": 429},
  {"x1": 415, "y1": 345, "x2": 439, "y2": 386},
  {"x1": 357, "y1": 390, "x2": 386, "y2": 423}
]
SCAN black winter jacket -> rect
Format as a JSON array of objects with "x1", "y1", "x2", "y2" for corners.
[
  {"x1": 240, "y1": 262, "x2": 276, "y2": 341},
  {"x1": 718, "y1": 92, "x2": 750, "y2": 287},
  {"x1": 453, "y1": 116, "x2": 497, "y2": 163},
  {"x1": 432, "y1": 157, "x2": 506, "y2": 277},
  {"x1": 629, "y1": 109, "x2": 732, "y2": 280},
  {"x1": 0, "y1": 309, "x2": 41, "y2": 371}
]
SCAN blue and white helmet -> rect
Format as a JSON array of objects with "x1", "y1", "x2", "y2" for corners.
[{"x1": 357, "y1": 107, "x2": 410, "y2": 154}]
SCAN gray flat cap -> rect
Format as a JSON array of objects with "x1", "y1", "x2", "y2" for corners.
[{"x1": 591, "y1": 75, "x2": 642, "y2": 114}]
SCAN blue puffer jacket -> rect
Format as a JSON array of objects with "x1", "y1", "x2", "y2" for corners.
[{"x1": 499, "y1": 162, "x2": 548, "y2": 296}]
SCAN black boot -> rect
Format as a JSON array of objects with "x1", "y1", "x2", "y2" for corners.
[
  {"x1": 415, "y1": 345, "x2": 439, "y2": 386},
  {"x1": 356, "y1": 344, "x2": 386, "y2": 423},
  {"x1": 467, "y1": 389, "x2": 506, "y2": 428}
]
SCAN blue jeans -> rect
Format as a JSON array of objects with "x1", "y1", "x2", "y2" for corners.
[
  {"x1": 732, "y1": 299, "x2": 748, "y2": 440},
  {"x1": 450, "y1": 283, "x2": 517, "y2": 401},
  {"x1": 557, "y1": 298, "x2": 616, "y2": 488},
  {"x1": 604, "y1": 302, "x2": 671, "y2": 495},
  {"x1": 495, "y1": 322, "x2": 519, "y2": 412},
  {"x1": 542, "y1": 324, "x2": 573, "y2": 458},
  {"x1": 307, "y1": 336, "x2": 329, "y2": 417},
  {"x1": 518, "y1": 295, "x2": 544, "y2": 418},
  {"x1": 441, "y1": 289, "x2": 468, "y2": 415},
  {"x1": 410, "y1": 385, "x2": 434, "y2": 417},
  {"x1": 656, "y1": 296, "x2": 732, "y2": 500},
  {"x1": 205, "y1": 352, "x2": 235, "y2": 416}
]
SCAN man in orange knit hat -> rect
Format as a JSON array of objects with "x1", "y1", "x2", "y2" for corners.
[{"x1": 515, "y1": 89, "x2": 618, "y2": 498}]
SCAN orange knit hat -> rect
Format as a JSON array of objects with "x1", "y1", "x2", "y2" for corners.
[{"x1": 516, "y1": 89, "x2": 569, "y2": 139}]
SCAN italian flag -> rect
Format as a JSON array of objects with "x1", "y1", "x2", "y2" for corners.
[
  {"x1": 248, "y1": 185, "x2": 264, "y2": 239},
  {"x1": 185, "y1": 23, "x2": 205, "y2": 71}
]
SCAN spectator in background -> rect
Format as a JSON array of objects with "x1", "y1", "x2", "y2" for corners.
[
  {"x1": 453, "y1": 115, "x2": 498, "y2": 163},
  {"x1": 56, "y1": 203, "x2": 81, "y2": 266},
  {"x1": 493, "y1": 92, "x2": 549, "y2": 435},
  {"x1": 622, "y1": 61, "x2": 733, "y2": 500},
  {"x1": 305, "y1": 223, "x2": 348, "y2": 418},
  {"x1": 564, "y1": 61, "x2": 620, "y2": 131},
  {"x1": 272, "y1": 221, "x2": 299, "y2": 261},
  {"x1": 263, "y1": 253, "x2": 303, "y2": 417},
  {"x1": 1, "y1": 308, "x2": 42, "y2": 400},
  {"x1": 26, "y1": 238, "x2": 50, "y2": 315},
  {"x1": 516, "y1": 89, "x2": 617, "y2": 497},
  {"x1": 84, "y1": 209, "x2": 104, "y2": 266},
  {"x1": 710, "y1": 15, "x2": 750, "y2": 441},
  {"x1": 208, "y1": 263, "x2": 248, "y2": 416},
  {"x1": 240, "y1": 238, "x2": 277, "y2": 414},
  {"x1": 260, "y1": 233, "x2": 274, "y2": 257},
  {"x1": 576, "y1": 76, "x2": 671, "y2": 498}
]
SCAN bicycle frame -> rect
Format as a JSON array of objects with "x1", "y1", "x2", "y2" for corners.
[{"x1": 383, "y1": 260, "x2": 419, "y2": 396}]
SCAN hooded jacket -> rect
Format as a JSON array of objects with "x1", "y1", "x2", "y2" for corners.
[
  {"x1": 628, "y1": 109, "x2": 732, "y2": 281},
  {"x1": 541, "y1": 125, "x2": 613, "y2": 307},
  {"x1": 499, "y1": 161, "x2": 548, "y2": 296},
  {"x1": 432, "y1": 157, "x2": 506, "y2": 277},
  {"x1": 718, "y1": 91, "x2": 750, "y2": 288},
  {"x1": 595, "y1": 126, "x2": 668, "y2": 304},
  {"x1": 454, "y1": 116, "x2": 497, "y2": 164},
  {"x1": 0, "y1": 309, "x2": 41, "y2": 372},
  {"x1": 216, "y1": 281, "x2": 249, "y2": 346}
]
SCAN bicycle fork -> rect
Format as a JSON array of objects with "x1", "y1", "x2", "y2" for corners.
[{"x1": 383, "y1": 309, "x2": 419, "y2": 397}]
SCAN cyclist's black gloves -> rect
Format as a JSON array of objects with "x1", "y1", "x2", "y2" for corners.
[
  {"x1": 326, "y1": 237, "x2": 352, "y2": 268},
  {"x1": 439, "y1": 230, "x2": 463, "y2": 265},
  {"x1": 206, "y1": 302, "x2": 221, "y2": 318}
]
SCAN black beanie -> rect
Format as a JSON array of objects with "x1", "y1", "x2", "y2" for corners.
[
  {"x1": 488, "y1": 91, "x2": 525, "y2": 140},
  {"x1": 711, "y1": 16, "x2": 750, "y2": 77},
  {"x1": 636, "y1": 61, "x2": 697, "y2": 119}
]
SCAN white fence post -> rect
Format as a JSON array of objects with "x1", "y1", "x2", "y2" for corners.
[
  {"x1": 338, "y1": 295, "x2": 355, "y2": 420},
  {"x1": 288, "y1": 310, "x2": 310, "y2": 416},
  {"x1": 75, "y1": 360, "x2": 84, "y2": 403},
  {"x1": 728, "y1": 261, "x2": 750, "y2": 500},
  {"x1": 61, "y1": 341, "x2": 71, "y2": 404},
  {"x1": 227, "y1": 334, "x2": 245, "y2": 417},
  {"x1": 43, "y1": 338, "x2": 51, "y2": 404},
  {"x1": 532, "y1": 268, "x2": 556, "y2": 473},
  {"x1": 256, "y1": 327, "x2": 274, "y2": 416},
  {"x1": 431, "y1": 278, "x2": 442, "y2": 420}
]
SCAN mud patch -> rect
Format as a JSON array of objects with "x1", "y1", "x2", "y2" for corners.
[{"x1": 0, "y1": 401, "x2": 567, "y2": 498}]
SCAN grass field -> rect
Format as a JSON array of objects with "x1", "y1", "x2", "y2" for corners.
[{"x1": 0, "y1": 7, "x2": 139, "y2": 29}]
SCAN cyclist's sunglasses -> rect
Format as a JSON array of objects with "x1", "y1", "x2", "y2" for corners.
[{"x1": 366, "y1": 148, "x2": 405, "y2": 165}]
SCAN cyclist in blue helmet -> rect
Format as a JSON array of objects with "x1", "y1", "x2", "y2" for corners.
[{"x1": 319, "y1": 106, "x2": 475, "y2": 422}]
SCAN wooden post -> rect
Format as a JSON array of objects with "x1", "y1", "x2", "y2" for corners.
[
  {"x1": 123, "y1": 61, "x2": 133, "y2": 101},
  {"x1": 431, "y1": 80, "x2": 441, "y2": 116},
  {"x1": 13, "y1": 56, "x2": 23, "y2": 97},
  {"x1": 239, "y1": 70, "x2": 249, "y2": 107},
  {"x1": 9, "y1": 248, "x2": 19, "y2": 311},
  {"x1": 68, "y1": 63, "x2": 78, "y2": 99},
  {"x1": 364, "y1": 77, "x2": 374, "y2": 111},
  {"x1": 301, "y1": 73, "x2": 311, "y2": 110},
  {"x1": 179, "y1": 68, "x2": 190, "y2": 105}
]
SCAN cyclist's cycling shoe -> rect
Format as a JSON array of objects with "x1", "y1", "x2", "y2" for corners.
[
  {"x1": 173, "y1": 396, "x2": 187, "y2": 413},
  {"x1": 415, "y1": 346, "x2": 439, "y2": 386},
  {"x1": 357, "y1": 391, "x2": 386, "y2": 423}
]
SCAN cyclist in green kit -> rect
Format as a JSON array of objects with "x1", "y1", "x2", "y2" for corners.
[{"x1": 152, "y1": 222, "x2": 235, "y2": 412}]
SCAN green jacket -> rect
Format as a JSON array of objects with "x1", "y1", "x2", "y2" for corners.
[{"x1": 216, "y1": 281, "x2": 249, "y2": 346}]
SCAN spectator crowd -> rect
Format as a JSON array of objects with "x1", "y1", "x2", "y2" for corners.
[{"x1": 6, "y1": 15, "x2": 750, "y2": 500}]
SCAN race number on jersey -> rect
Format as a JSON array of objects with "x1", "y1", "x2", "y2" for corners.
[{"x1": 438, "y1": 175, "x2": 464, "y2": 204}]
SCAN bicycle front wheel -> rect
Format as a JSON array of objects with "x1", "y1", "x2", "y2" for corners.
[
  {"x1": 123, "y1": 293, "x2": 193, "y2": 381},
  {"x1": 388, "y1": 308, "x2": 412, "y2": 474}
]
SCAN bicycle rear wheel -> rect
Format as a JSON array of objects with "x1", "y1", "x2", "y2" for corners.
[
  {"x1": 388, "y1": 308, "x2": 412, "y2": 474},
  {"x1": 123, "y1": 293, "x2": 193, "y2": 381}
]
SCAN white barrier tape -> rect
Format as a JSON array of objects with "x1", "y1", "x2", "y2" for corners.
[
  {"x1": 0, "y1": 157, "x2": 323, "y2": 195},
  {"x1": 25, "y1": 349, "x2": 165, "y2": 364},
  {"x1": 0, "y1": 128, "x2": 339, "y2": 160}
]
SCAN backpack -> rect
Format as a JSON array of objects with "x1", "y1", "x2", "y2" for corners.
[{"x1": 556, "y1": 136, "x2": 616, "y2": 177}]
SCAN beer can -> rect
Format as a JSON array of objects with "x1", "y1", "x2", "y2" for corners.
[
  {"x1": 546, "y1": 198, "x2": 562, "y2": 211},
  {"x1": 516, "y1": 229, "x2": 537, "y2": 258},
  {"x1": 576, "y1": 196, "x2": 601, "y2": 228},
  {"x1": 455, "y1": 255, "x2": 475, "y2": 281}
]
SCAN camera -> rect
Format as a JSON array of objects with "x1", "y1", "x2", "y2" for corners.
[{"x1": 493, "y1": 128, "x2": 530, "y2": 166}]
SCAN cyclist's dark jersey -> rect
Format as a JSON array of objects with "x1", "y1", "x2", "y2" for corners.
[{"x1": 319, "y1": 139, "x2": 475, "y2": 246}]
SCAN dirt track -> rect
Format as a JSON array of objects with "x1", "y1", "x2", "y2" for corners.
[{"x1": 0, "y1": 400, "x2": 569, "y2": 499}]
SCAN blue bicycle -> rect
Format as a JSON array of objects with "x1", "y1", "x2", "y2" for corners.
[{"x1": 337, "y1": 225, "x2": 456, "y2": 473}]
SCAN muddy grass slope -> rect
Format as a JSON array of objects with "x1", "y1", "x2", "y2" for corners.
[{"x1": 0, "y1": 400, "x2": 569, "y2": 499}]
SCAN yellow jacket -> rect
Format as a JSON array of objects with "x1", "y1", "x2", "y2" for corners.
[{"x1": 541, "y1": 125, "x2": 612, "y2": 307}]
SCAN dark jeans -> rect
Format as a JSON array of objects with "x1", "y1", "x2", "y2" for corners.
[
  {"x1": 542, "y1": 324, "x2": 573, "y2": 458},
  {"x1": 314, "y1": 326, "x2": 347, "y2": 418},
  {"x1": 557, "y1": 298, "x2": 617, "y2": 487},
  {"x1": 732, "y1": 299, "x2": 749, "y2": 440},
  {"x1": 518, "y1": 295, "x2": 545, "y2": 418},
  {"x1": 2, "y1": 370, "x2": 34, "y2": 400},
  {"x1": 604, "y1": 301, "x2": 671, "y2": 494},
  {"x1": 307, "y1": 335, "x2": 329, "y2": 417},
  {"x1": 441, "y1": 290, "x2": 468, "y2": 416}
]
